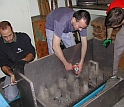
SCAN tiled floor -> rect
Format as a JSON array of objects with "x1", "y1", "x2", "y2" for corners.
[{"x1": 0, "y1": 67, "x2": 124, "y2": 107}]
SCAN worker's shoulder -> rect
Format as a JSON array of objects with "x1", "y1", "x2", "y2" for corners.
[
  {"x1": 15, "y1": 32, "x2": 31, "y2": 42},
  {"x1": 0, "y1": 37, "x2": 5, "y2": 49},
  {"x1": 15, "y1": 32, "x2": 29, "y2": 38},
  {"x1": 0, "y1": 37, "x2": 3, "y2": 44},
  {"x1": 15, "y1": 32, "x2": 28, "y2": 35},
  {"x1": 56, "y1": 7, "x2": 73, "y2": 11},
  {"x1": 53, "y1": 7, "x2": 74, "y2": 14}
]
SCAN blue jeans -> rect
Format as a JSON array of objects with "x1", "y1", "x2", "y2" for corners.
[
  {"x1": 46, "y1": 29, "x2": 76, "y2": 54},
  {"x1": 4, "y1": 75, "x2": 19, "y2": 101}
]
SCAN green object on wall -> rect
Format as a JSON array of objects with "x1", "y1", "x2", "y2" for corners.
[{"x1": 34, "y1": 25, "x2": 46, "y2": 41}]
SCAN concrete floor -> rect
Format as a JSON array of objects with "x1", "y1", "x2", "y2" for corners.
[
  {"x1": 113, "y1": 98, "x2": 124, "y2": 107},
  {"x1": 112, "y1": 67, "x2": 124, "y2": 107},
  {"x1": 0, "y1": 67, "x2": 124, "y2": 107}
]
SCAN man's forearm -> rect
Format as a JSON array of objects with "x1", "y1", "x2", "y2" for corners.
[
  {"x1": 22, "y1": 53, "x2": 35, "y2": 62},
  {"x1": 107, "y1": 28, "x2": 113, "y2": 39},
  {"x1": 80, "y1": 37, "x2": 87, "y2": 64},
  {"x1": 52, "y1": 34, "x2": 68, "y2": 66},
  {"x1": 1, "y1": 66, "x2": 14, "y2": 76},
  {"x1": 53, "y1": 46, "x2": 68, "y2": 66}
]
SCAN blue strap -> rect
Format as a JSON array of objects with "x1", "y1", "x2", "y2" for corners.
[
  {"x1": 0, "y1": 93, "x2": 10, "y2": 107},
  {"x1": 7, "y1": 95, "x2": 20, "y2": 104}
]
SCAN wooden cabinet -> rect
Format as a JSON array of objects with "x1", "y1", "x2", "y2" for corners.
[
  {"x1": 32, "y1": 15, "x2": 49, "y2": 58},
  {"x1": 119, "y1": 52, "x2": 124, "y2": 69}
]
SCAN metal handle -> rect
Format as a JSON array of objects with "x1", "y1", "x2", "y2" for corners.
[{"x1": 2, "y1": 78, "x2": 23, "y2": 89}]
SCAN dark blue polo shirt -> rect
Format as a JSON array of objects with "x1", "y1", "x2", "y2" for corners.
[{"x1": 0, "y1": 32, "x2": 36, "y2": 68}]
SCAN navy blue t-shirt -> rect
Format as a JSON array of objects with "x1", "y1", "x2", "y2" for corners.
[
  {"x1": 0, "y1": 32, "x2": 36, "y2": 68},
  {"x1": 46, "y1": 7, "x2": 87, "y2": 38}
]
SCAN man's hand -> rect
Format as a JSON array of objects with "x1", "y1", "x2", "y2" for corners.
[
  {"x1": 103, "y1": 38, "x2": 112, "y2": 48},
  {"x1": 72, "y1": 62, "x2": 83, "y2": 75},
  {"x1": 76, "y1": 62, "x2": 83, "y2": 75},
  {"x1": 10, "y1": 73, "x2": 17, "y2": 85},
  {"x1": 65, "y1": 62, "x2": 73, "y2": 71},
  {"x1": 72, "y1": 63, "x2": 79, "y2": 74},
  {"x1": 78, "y1": 63, "x2": 83, "y2": 74}
]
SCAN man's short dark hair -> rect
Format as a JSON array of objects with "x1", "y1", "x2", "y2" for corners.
[
  {"x1": 73, "y1": 10, "x2": 91, "y2": 25},
  {"x1": 0, "y1": 21, "x2": 12, "y2": 30},
  {"x1": 105, "y1": 7, "x2": 124, "y2": 27}
]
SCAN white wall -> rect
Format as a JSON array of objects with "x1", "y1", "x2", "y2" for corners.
[
  {"x1": 0, "y1": 0, "x2": 35, "y2": 78},
  {"x1": 29, "y1": 0, "x2": 77, "y2": 17},
  {"x1": 0, "y1": 0, "x2": 35, "y2": 45},
  {"x1": 28, "y1": 0, "x2": 40, "y2": 17}
]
